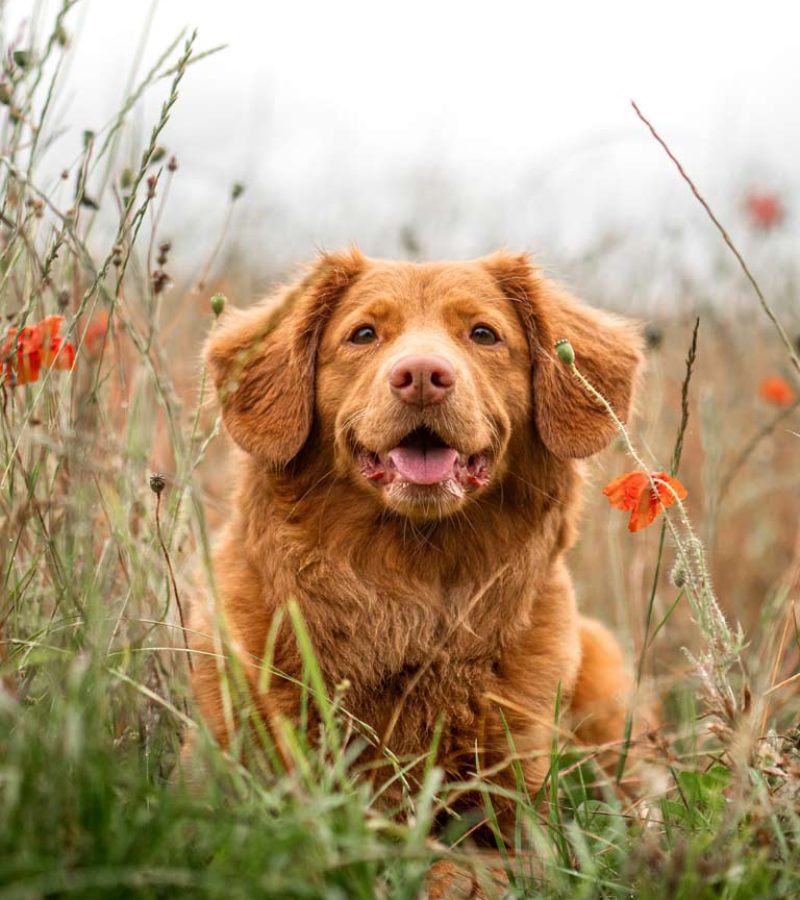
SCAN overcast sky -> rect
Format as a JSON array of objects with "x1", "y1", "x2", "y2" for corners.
[{"x1": 7, "y1": 0, "x2": 800, "y2": 304}]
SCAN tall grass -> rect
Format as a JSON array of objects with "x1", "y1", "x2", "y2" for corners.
[{"x1": 1, "y1": 3, "x2": 799, "y2": 898}]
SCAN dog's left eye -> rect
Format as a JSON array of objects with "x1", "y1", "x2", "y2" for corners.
[
  {"x1": 350, "y1": 325, "x2": 377, "y2": 345},
  {"x1": 470, "y1": 324, "x2": 499, "y2": 346}
]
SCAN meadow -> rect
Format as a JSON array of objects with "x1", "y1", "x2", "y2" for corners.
[{"x1": 1, "y1": 5, "x2": 799, "y2": 898}]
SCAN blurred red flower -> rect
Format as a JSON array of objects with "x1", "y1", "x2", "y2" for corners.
[
  {"x1": 745, "y1": 191, "x2": 784, "y2": 230},
  {"x1": 84, "y1": 311, "x2": 110, "y2": 357},
  {"x1": 2, "y1": 315, "x2": 75, "y2": 387},
  {"x1": 759, "y1": 375, "x2": 795, "y2": 407},
  {"x1": 603, "y1": 470, "x2": 688, "y2": 533}
]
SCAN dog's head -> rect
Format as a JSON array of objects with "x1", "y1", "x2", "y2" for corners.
[{"x1": 207, "y1": 249, "x2": 641, "y2": 520}]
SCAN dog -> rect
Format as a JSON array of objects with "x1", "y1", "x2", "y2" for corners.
[{"x1": 189, "y1": 248, "x2": 643, "y2": 829}]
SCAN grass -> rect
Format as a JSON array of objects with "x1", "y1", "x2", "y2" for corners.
[{"x1": 1, "y1": 3, "x2": 799, "y2": 898}]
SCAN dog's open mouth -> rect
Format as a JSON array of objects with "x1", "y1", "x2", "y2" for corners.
[{"x1": 357, "y1": 427, "x2": 490, "y2": 490}]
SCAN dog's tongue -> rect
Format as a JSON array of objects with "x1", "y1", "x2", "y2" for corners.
[{"x1": 388, "y1": 446, "x2": 458, "y2": 484}]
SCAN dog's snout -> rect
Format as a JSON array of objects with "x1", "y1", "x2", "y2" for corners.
[{"x1": 389, "y1": 355, "x2": 455, "y2": 407}]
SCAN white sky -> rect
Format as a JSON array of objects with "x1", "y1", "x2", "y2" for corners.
[{"x1": 7, "y1": 0, "x2": 800, "y2": 305}]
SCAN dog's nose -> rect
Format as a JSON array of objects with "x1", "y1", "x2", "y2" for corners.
[{"x1": 389, "y1": 355, "x2": 455, "y2": 407}]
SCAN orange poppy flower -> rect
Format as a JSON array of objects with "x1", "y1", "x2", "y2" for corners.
[
  {"x1": 2, "y1": 316, "x2": 75, "y2": 386},
  {"x1": 12, "y1": 324, "x2": 43, "y2": 385},
  {"x1": 759, "y1": 375, "x2": 795, "y2": 407},
  {"x1": 603, "y1": 470, "x2": 688, "y2": 533}
]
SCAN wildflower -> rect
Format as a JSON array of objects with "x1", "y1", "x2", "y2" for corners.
[
  {"x1": 2, "y1": 315, "x2": 75, "y2": 386},
  {"x1": 39, "y1": 315, "x2": 63, "y2": 345},
  {"x1": 40, "y1": 316, "x2": 74, "y2": 369},
  {"x1": 9, "y1": 325, "x2": 42, "y2": 385},
  {"x1": 759, "y1": 375, "x2": 795, "y2": 407},
  {"x1": 84, "y1": 312, "x2": 110, "y2": 357},
  {"x1": 745, "y1": 190, "x2": 784, "y2": 230},
  {"x1": 603, "y1": 470, "x2": 688, "y2": 533}
]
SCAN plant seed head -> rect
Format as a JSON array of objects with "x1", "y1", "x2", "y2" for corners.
[
  {"x1": 670, "y1": 558, "x2": 687, "y2": 588},
  {"x1": 210, "y1": 293, "x2": 226, "y2": 317},
  {"x1": 644, "y1": 323, "x2": 663, "y2": 350},
  {"x1": 149, "y1": 473, "x2": 166, "y2": 495},
  {"x1": 554, "y1": 338, "x2": 575, "y2": 366}
]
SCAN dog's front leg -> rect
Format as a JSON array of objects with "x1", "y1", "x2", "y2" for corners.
[{"x1": 480, "y1": 565, "x2": 581, "y2": 829}]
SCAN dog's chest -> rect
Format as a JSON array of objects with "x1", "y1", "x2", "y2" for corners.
[{"x1": 297, "y1": 572, "x2": 524, "y2": 687}]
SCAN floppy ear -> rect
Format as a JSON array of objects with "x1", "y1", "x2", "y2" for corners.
[
  {"x1": 205, "y1": 248, "x2": 365, "y2": 463},
  {"x1": 483, "y1": 252, "x2": 643, "y2": 459}
]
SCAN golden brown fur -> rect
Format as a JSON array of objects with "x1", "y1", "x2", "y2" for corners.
[{"x1": 189, "y1": 249, "x2": 644, "y2": 826}]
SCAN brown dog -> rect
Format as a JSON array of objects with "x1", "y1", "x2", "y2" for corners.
[{"x1": 190, "y1": 249, "x2": 643, "y2": 824}]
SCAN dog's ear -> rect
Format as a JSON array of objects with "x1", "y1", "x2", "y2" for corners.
[
  {"x1": 205, "y1": 248, "x2": 365, "y2": 463},
  {"x1": 483, "y1": 251, "x2": 642, "y2": 459}
]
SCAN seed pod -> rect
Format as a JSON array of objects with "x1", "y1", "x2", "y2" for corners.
[
  {"x1": 554, "y1": 338, "x2": 575, "y2": 366},
  {"x1": 149, "y1": 473, "x2": 166, "y2": 495},
  {"x1": 210, "y1": 293, "x2": 226, "y2": 317},
  {"x1": 670, "y1": 558, "x2": 687, "y2": 588},
  {"x1": 12, "y1": 50, "x2": 30, "y2": 70}
]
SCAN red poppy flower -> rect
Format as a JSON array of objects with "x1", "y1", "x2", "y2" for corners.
[
  {"x1": 759, "y1": 375, "x2": 795, "y2": 407},
  {"x1": 603, "y1": 470, "x2": 688, "y2": 533},
  {"x1": 745, "y1": 191, "x2": 784, "y2": 230},
  {"x1": 12, "y1": 324, "x2": 43, "y2": 385},
  {"x1": 84, "y1": 311, "x2": 109, "y2": 357},
  {"x1": 2, "y1": 315, "x2": 75, "y2": 386}
]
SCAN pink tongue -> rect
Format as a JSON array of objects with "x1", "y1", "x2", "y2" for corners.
[{"x1": 388, "y1": 446, "x2": 458, "y2": 485}]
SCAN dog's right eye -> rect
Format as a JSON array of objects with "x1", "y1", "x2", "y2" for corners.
[{"x1": 350, "y1": 325, "x2": 377, "y2": 345}]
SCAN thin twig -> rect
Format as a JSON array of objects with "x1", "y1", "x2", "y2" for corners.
[
  {"x1": 718, "y1": 396, "x2": 800, "y2": 503},
  {"x1": 671, "y1": 317, "x2": 700, "y2": 477},
  {"x1": 152, "y1": 481, "x2": 193, "y2": 674},
  {"x1": 637, "y1": 318, "x2": 700, "y2": 685}
]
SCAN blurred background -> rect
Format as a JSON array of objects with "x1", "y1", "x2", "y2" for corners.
[{"x1": 6, "y1": 0, "x2": 800, "y2": 312}]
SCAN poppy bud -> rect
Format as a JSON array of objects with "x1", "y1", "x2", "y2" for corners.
[
  {"x1": 231, "y1": 182, "x2": 245, "y2": 201},
  {"x1": 210, "y1": 293, "x2": 226, "y2": 317},
  {"x1": 644, "y1": 323, "x2": 663, "y2": 350},
  {"x1": 12, "y1": 50, "x2": 30, "y2": 70},
  {"x1": 149, "y1": 473, "x2": 166, "y2": 495},
  {"x1": 670, "y1": 559, "x2": 687, "y2": 588},
  {"x1": 554, "y1": 338, "x2": 575, "y2": 366}
]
